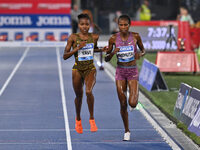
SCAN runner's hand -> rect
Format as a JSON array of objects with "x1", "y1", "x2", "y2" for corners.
[
  {"x1": 102, "y1": 46, "x2": 108, "y2": 52},
  {"x1": 78, "y1": 41, "x2": 86, "y2": 49},
  {"x1": 113, "y1": 48, "x2": 120, "y2": 54},
  {"x1": 135, "y1": 52, "x2": 144, "y2": 60}
]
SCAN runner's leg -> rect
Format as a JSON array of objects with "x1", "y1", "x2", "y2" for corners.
[
  {"x1": 116, "y1": 80, "x2": 129, "y2": 133},
  {"x1": 128, "y1": 80, "x2": 139, "y2": 108},
  {"x1": 72, "y1": 70, "x2": 83, "y2": 121},
  {"x1": 84, "y1": 69, "x2": 96, "y2": 120}
]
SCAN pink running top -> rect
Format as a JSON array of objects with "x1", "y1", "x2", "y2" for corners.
[{"x1": 115, "y1": 32, "x2": 137, "y2": 62}]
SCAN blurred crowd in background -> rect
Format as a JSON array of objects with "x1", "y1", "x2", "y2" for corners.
[{"x1": 71, "y1": 0, "x2": 200, "y2": 34}]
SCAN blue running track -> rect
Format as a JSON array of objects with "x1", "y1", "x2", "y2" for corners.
[{"x1": 0, "y1": 47, "x2": 175, "y2": 150}]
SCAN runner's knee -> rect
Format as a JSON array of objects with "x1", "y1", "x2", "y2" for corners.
[
  {"x1": 129, "y1": 95, "x2": 138, "y2": 108},
  {"x1": 85, "y1": 89, "x2": 93, "y2": 97},
  {"x1": 129, "y1": 101, "x2": 138, "y2": 108}
]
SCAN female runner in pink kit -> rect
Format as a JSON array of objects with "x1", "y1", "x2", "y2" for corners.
[{"x1": 105, "y1": 14, "x2": 145, "y2": 141}]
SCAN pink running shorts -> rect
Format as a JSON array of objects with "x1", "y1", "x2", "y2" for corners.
[{"x1": 115, "y1": 66, "x2": 139, "y2": 81}]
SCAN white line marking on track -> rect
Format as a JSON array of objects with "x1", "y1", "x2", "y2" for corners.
[
  {"x1": 70, "y1": 128, "x2": 155, "y2": 131},
  {"x1": 56, "y1": 48, "x2": 72, "y2": 150},
  {"x1": 0, "y1": 47, "x2": 30, "y2": 96},
  {"x1": 0, "y1": 128, "x2": 154, "y2": 132},
  {"x1": 70, "y1": 141, "x2": 167, "y2": 144},
  {"x1": 0, "y1": 129, "x2": 66, "y2": 132},
  {"x1": 0, "y1": 143, "x2": 67, "y2": 145},
  {"x1": 138, "y1": 107, "x2": 181, "y2": 150},
  {"x1": 104, "y1": 66, "x2": 181, "y2": 150}
]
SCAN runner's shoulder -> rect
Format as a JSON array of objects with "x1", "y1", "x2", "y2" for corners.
[
  {"x1": 131, "y1": 32, "x2": 141, "y2": 40},
  {"x1": 109, "y1": 34, "x2": 117, "y2": 43},
  {"x1": 68, "y1": 33, "x2": 78, "y2": 41},
  {"x1": 131, "y1": 32, "x2": 139, "y2": 36},
  {"x1": 92, "y1": 33, "x2": 99, "y2": 40}
]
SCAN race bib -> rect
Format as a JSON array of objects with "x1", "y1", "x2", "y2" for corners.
[
  {"x1": 117, "y1": 45, "x2": 135, "y2": 62},
  {"x1": 78, "y1": 43, "x2": 94, "y2": 61}
]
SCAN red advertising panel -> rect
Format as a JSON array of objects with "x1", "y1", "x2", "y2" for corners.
[
  {"x1": 190, "y1": 27, "x2": 200, "y2": 50},
  {"x1": 0, "y1": 0, "x2": 71, "y2": 41},
  {"x1": 0, "y1": 0, "x2": 71, "y2": 14},
  {"x1": 178, "y1": 21, "x2": 192, "y2": 51},
  {"x1": 156, "y1": 52, "x2": 200, "y2": 72},
  {"x1": 131, "y1": 21, "x2": 178, "y2": 26}
]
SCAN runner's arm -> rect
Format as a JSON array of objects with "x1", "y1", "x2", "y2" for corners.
[
  {"x1": 93, "y1": 34, "x2": 101, "y2": 52},
  {"x1": 63, "y1": 34, "x2": 85, "y2": 60},
  {"x1": 105, "y1": 35, "x2": 117, "y2": 62},
  {"x1": 136, "y1": 33, "x2": 145, "y2": 57},
  {"x1": 93, "y1": 34, "x2": 108, "y2": 53}
]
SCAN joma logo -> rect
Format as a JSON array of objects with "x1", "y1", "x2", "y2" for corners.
[
  {"x1": 0, "y1": 16, "x2": 32, "y2": 26},
  {"x1": 36, "y1": 16, "x2": 70, "y2": 26}
]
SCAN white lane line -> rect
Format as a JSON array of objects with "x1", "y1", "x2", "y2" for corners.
[
  {"x1": 104, "y1": 65, "x2": 181, "y2": 150},
  {"x1": 0, "y1": 47, "x2": 30, "y2": 96},
  {"x1": 138, "y1": 106, "x2": 181, "y2": 150},
  {"x1": 56, "y1": 48, "x2": 72, "y2": 150},
  {"x1": 0, "y1": 141, "x2": 165, "y2": 145},
  {"x1": 71, "y1": 128, "x2": 155, "y2": 131},
  {"x1": 0, "y1": 143, "x2": 67, "y2": 145},
  {"x1": 0, "y1": 128, "x2": 154, "y2": 132}
]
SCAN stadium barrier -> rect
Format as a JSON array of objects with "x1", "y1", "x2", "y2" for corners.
[{"x1": 0, "y1": 41, "x2": 107, "y2": 48}]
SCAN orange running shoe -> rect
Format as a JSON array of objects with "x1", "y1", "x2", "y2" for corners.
[
  {"x1": 75, "y1": 119, "x2": 83, "y2": 134},
  {"x1": 89, "y1": 119, "x2": 98, "y2": 132}
]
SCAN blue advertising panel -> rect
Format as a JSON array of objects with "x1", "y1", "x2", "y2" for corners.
[
  {"x1": 139, "y1": 59, "x2": 158, "y2": 91},
  {"x1": 60, "y1": 32, "x2": 68, "y2": 41},
  {"x1": 0, "y1": 14, "x2": 71, "y2": 41},
  {"x1": 174, "y1": 85, "x2": 200, "y2": 127},
  {"x1": 15, "y1": 32, "x2": 23, "y2": 41},
  {"x1": 45, "y1": 32, "x2": 55, "y2": 41},
  {"x1": 188, "y1": 105, "x2": 200, "y2": 136},
  {"x1": 174, "y1": 83, "x2": 192, "y2": 126},
  {"x1": 182, "y1": 88, "x2": 200, "y2": 126},
  {"x1": 0, "y1": 15, "x2": 71, "y2": 28},
  {"x1": 28, "y1": 32, "x2": 39, "y2": 41},
  {"x1": 0, "y1": 32, "x2": 8, "y2": 41}
]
